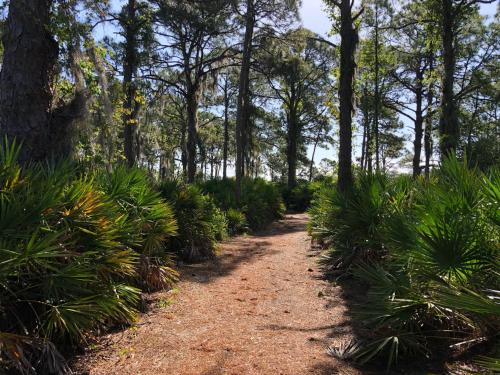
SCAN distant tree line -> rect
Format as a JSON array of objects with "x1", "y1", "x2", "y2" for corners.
[{"x1": 0, "y1": 0, "x2": 498, "y2": 191}]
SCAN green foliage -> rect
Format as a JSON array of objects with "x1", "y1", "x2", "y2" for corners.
[
  {"x1": 97, "y1": 167, "x2": 179, "y2": 291},
  {"x1": 226, "y1": 208, "x2": 248, "y2": 236},
  {"x1": 310, "y1": 172, "x2": 408, "y2": 271},
  {"x1": 159, "y1": 180, "x2": 227, "y2": 261},
  {"x1": 0, "y1": 140, "x2": 178, "y2": 373},
  {"x1": 281, "y1": 181, "x2": 314, "y2": 212},
  {"x1": 200, "y1": 178, "x2": 285, "y2": 231},
  {"x1": 311, "y1": 157, "x2": 500, "y2": 370},
  {"x1": 281, "y1": 178, "x2": 336, "y2": 213}
]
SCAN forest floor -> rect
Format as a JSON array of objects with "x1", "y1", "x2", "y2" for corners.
[{"x1": 74, "y1": 214, "x2": 364, "y2": 375}]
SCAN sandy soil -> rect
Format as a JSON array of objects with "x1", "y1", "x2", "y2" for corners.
[{"x1": 75, "y1": 214, "x2": 362, "y2": 375}]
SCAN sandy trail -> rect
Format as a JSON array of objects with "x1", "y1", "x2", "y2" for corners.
[{"x1": 76, "y1": 214, "x2": 361, "y2": 375}]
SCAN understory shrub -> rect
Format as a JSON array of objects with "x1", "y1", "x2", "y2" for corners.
[
  {"x1": 226, "y1": 208, "x2": 248, "y2": 236},
  {"x1": 0, "y1": 141, "x2": 177, "y2": 374},
  {"x1": 200, "y1": 177, "x2": 285, "y2": 231},
  {"x1": 310, "y1": 173, "x2": 412, "y2": 272},
  {"x1": 310, "y1": 157, "x2": 500, "y2": 371},
  {"x1": 97, "y1": 167, "x2": 179, "y2": 291},
  {"x1": 159, "y1": 180, "x2": 227, "y2": 261}
]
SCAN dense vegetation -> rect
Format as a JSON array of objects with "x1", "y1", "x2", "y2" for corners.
[
  {"x1": 0, "y1": 140, "x2": 283, "y2": 373},
  {"x1": 0, "y1": 0, "x2": 498, "y2": 373},
  {"x1": 0, "y1": 141, "x2": 177, "y2": 373},
  {"x1": 309, "y1": 158, "x2": 499, "y2": 371}
]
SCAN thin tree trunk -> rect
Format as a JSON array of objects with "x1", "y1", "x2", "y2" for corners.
[
  {"x1": 0, "y1": 0, "x2": 58, "y2": 162},
  {"x1": 210, "y1": 145, "x2": 215, "y2": 179},
  {"x1": 223, "y1": 77, "x2": 230, "y2": 179},
  {"x1": 235, "y1": 0, "x2": 255, "y2": 200},
  {"x1": 373, "y1": 2, "x2": 381, "y2": 171},
  {"x1": 122, "y1": 0, "x2": 140, "y2": 168},
  {"x1": 186, "y1": 88, "x2": 199, "y2": 183},
  {"x1": 287, "y1": 108, "x2": 298, "y2": 188},
  {"x1": 361, "y1": 86, "x2": 370, "y2": 171},
  {"x1": 466, "y1": 94, "x2": 480, "y2": 160},
  {"x1": 337, "y1": 0, "x2": 359, "y2": 192},
  {"x1": 413, "y1": 68, "x2": 424, "y2": 177},
  {"x1": 181, "y1": 120, "x2": 188, "y2": 178},
  {"x1": 360, "y1": 118, "x2": 366, "y2": 170},
  {"x1": 309, "y1": 129, "x2": 321, "y2": 182},
  {"x1": 424, "y1": 50, "x2": 435, "y2": 178}
]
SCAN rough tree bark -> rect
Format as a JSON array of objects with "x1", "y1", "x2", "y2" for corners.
[
  {"x1": 0, "y1": 0, "x2": 58, "y2": 162},
  {"x1": 0, "y1": 0, "x2": 88, "y2": 162},
  {"x1": 336, "y1": 0, "x2": 361, "y2": 192},
  {"x1": 439, "y1": 0, "x2": 459, "y2": 157},
  {"x1": 186, "y1": 86, "x2": 200, "y2": 182}
]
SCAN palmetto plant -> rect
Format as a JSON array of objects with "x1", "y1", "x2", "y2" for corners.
[
  {"x1": 160, "y1": 180, "x2": 227, "y2": 261},
  {"x1": 97, "y1": 167, "x2": 179, "y2": 291},
  {"x1": 310, "y1": 172, "x2": 407, "y2": 274},
  {"x1": 363, "y1": 160, "x2": 498, "y2": 369},
  {"x1": 226, "y1": 208, "x2": 248, "y2": 236},
  {"x1": 0, "y1": 140, "x2": 178, "y2": 373},
  {"x1": 310, "y1": 157, "x2": 499, "y2": 370}
]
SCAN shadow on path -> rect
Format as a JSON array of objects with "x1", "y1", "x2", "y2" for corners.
[{"x1": 179, "y1": 214, "x2": 308, "y2": 285}]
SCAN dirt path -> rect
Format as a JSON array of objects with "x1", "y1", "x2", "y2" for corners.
[{"x1": 76, "y1": 214, "x2": 361, "y2": 375}]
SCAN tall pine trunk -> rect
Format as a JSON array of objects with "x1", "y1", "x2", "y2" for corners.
[
  {"x1": 222, "y1": 78, "x2": 230, "y2": 179},
  {"x1": 122, "y1": 0, "x2": 140, "y2": 168},
  {"x1": 424, "y1": 50, "x2": 435, "y2": 178},
  {"x1": 337, "y1": 0, "x2": 359, "y2": 192},
  {"x1": 235, "y1": 0, "x2": 255, "y2": 200},
  {"x1": 0, "y1": 0, "x2": 58, "y2": 162},
  {"x1": 439, "y1": 0, "x2": 459, "y2": 157}
]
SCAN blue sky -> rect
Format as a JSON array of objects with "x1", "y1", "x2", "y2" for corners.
[{"x1": 300, "y1": 0, "x2": 331, "y2": 36}]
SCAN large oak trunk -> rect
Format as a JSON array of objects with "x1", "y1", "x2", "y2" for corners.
[{"x1": 0, "y1": 0, "x2": 58, "y2": 162}]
